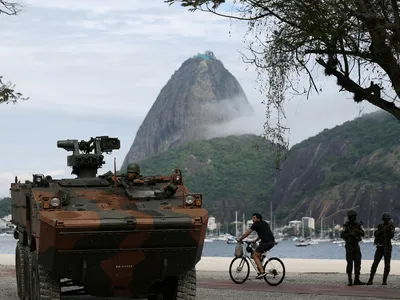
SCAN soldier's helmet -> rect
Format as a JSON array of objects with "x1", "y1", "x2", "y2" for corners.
[
  {"x1": 127, "y1": 163, "x2": 140, "y2": 175},
  {"x1": 348, "y1": 210, "x2": 357, "y2": 217},
  {"x1": 382, "y1": 212, "x2": 391, "y2": 220}
]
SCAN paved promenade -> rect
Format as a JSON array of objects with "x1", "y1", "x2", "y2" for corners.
[{"x1": 2, "y1": 265, "x2": 400, "y2": 299}]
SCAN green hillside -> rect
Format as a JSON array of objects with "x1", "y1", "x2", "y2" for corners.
[
  {"x1": 137, "y1": 134, "x2": 277, "y2": 222},
  {"x1": 272, "y1": 111, "x2": 400, "y2": 224},
  {"x1": 3, "y1": 112, "x2": 396, "y2": 225},
  {"x1": 295, "y1": 111, "x2": 400, "y2": 194},
  {"x1": 0, "y1": 197, "x2": 10, "y2": 218}
]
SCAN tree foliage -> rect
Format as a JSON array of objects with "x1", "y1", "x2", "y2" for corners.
[
  {"x1": 0, "y1": 197, "x2": 11, "y2": 218},
  {"x1": 0, "y1": 1, "x2": 28, "y2": 105},
  {"x1": 134, "y1": 134, "x2": 277, "y2": 222},
  {"x1": 165, "y1": 0, "x2": 400, "y2": 163}
]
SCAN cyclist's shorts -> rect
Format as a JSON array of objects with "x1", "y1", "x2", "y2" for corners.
[{"x1": 255, "y1": 242, "x2": 275, "y2": 253}]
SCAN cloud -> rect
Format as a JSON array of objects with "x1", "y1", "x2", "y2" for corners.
[
  {"x1": 1, "y1": 1, "x2": 247, "y2": 118},
  {"x1": 0, "y1": 106, "x2": 140, "y2": 198},
  {"x1": 21, "y1": 0, "x2": 239, "y2": 15},
  {"x1": 59, "y1": 5, "x2": 244, "y2": 42},
  {"x1": 202, "y1": 96, "x2": 262, "y2": 139},
  {"x1": 22, "y1": 0, "x2": 161, "y2": 13},
  {"x1": 0, "y1": 0, "x2": 380, "y2": 198}
]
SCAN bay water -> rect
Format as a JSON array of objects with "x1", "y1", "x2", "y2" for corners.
[{"x1": 1, "y1": 235, "x2": 399, "y2": 260}]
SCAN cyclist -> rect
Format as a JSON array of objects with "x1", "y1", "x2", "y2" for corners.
[{"x1": 237, "y1": 213, "x2": 275, "y2": 279}]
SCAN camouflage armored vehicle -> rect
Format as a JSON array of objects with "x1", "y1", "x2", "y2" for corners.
[{"x1": 10, "y1": 136, "x2": 208, "y2": 299}]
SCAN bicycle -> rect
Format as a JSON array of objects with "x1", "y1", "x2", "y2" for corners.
[{"x1": 229, "y1": 240, "x2": 285, "y2": 286}]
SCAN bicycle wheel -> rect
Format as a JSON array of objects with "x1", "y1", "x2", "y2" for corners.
[
  {"x1": 263, "y1": 257, "x2": 285, "y2": 286},
  {"x1": 229, "y1": 257, "x2": 250, "y2": 284}
]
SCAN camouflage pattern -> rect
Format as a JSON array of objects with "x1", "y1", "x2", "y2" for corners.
[
  {"x1": 127, "y1": 163, "x2": 141, "y2": 174},
  {"x1": 10, "y1": 136, "x2": 208, "y2": 299},
  {"x1": 340, "y1": 210, "x2": 365, "y2": 286},
  {"x1": 367, "y1": 212, "x2": 395, "y2": 285}
]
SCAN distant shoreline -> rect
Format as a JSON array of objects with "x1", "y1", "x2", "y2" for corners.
[{"x1": 1, "y1": 236, "x2": 400, "y2": 260}]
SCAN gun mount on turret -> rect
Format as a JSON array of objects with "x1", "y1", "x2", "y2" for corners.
[{"x1": 57, "y1": 136, "x2": 120, "y2": 178}]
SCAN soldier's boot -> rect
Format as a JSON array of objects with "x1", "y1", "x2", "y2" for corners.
[
  {"x1": 347, "y1": 274, "x2": 353, "y2": 286},
  {"x1": 382, "y1": 272, "x2": 389, "y2": 285},
  {"x1": 353, "y1": 274, "x2": 366, "y2": 285},
  {"x1": 367, "y1": 273, "x2": 375, "y2": 285}
]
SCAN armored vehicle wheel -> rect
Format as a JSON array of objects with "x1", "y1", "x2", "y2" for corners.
[
  {"x1": 29, "y1": 250, "x2": 61, "y2": 300},
  {"x1": 15, "y1": 242, "x2": 28, "y2": 299},
  {"x1": 149, "y1": 267, "x2": 196, "y2": 300}
]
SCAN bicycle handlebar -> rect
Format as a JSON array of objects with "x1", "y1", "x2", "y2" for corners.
[{"x1": 236, "y1": 239, "x2": 254, "y2": 245}]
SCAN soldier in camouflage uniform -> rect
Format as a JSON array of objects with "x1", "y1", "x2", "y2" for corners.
[
  {"x1": 340, "y1": 210, "x2": 366, "y2": 286},
  {"x1": 367, "y1": 212, "x2": 395, "y2": 285},
  {"x1": 126, "y1": 163, "x2": 144, "y2": 183}
]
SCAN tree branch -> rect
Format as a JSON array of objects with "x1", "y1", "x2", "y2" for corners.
[
  {"x1": 0, "y1": 1, "x2": 27, "y2": 105},
  {"x1": 305, "y1": 48, "x2": 374, "y2": 61},
  {"x1": 165, "y1": 0, "x2": 400, "y2": 166},
  {"x1": 0, "y1": 76, "x2": 29, "y2": 104},
  {"x1": 316, "y1": 58, "x2": 400, "y2": 120},
  {"x1": 391, "y1": 0, "x2": 400, "y2": 36},
  {"x1": 0, "y1": 0, "x2": 21, "y2": 15}
]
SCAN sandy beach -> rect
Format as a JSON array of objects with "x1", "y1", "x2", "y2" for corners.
[
  {"x1": 1, "y1": 254, "x2": 400, "y2": 275},
  {"x1": 1, "y1": 266, "x2": 399, "y2": 299},
  {"x1": 2, "y1": 254, "x2": 400, "y2": 299}
]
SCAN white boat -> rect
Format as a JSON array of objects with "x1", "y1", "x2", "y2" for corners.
[
  {"x1": 362, "y1": 238, "x2": 374, "y2": 243},
  {"x1": 212, "y1": 236, "x2": 227, "y2": 241},
  {"x1": 296, "y1": 239, "x2": 308, "y2": 247},
  {"x1": 307, "y1": 240, "x2": 319, "y2": 245},
  {"x1": 227, "y1": 237, "x2": 237, "y2": 244},
  {"x1": 212, "y1": 233, "x2": 233, "y2": 241},
  {"x1": 312, "y1": 238, "x2": 330, "y2": 243}
]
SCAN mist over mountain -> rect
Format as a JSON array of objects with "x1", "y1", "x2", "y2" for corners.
[
  {"x1": 117, "y1": 50, "x2": 400, "y2": 227},
  {"x1": 121, "y1": 51, "x2": 254, "y2": 170},
  {"x1": 125, "y1": 109, "x2": 400, "y2": 226}
]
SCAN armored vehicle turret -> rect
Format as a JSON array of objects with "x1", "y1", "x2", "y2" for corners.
[{"x1": 10, "y1": 136, "x2": 208, "y2": 300}]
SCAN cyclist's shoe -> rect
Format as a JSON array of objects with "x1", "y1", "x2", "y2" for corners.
[{"x1": 256, "y1": 272, "x2": 267, "y2": 279}]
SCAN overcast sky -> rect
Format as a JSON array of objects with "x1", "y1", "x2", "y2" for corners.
[{"x1": 0, "y1": 0, "x2": 379, "y2": 197}]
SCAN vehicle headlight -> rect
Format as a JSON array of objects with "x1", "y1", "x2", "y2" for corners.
[
  {"x1": 185, "y1": 195, "x2": 194, "y2": 205},
  {"x1": 51, "y1": 197, "x2": 60, "y2": 207}
]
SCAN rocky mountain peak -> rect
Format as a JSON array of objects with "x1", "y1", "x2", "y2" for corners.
[{"x1": 121, "y1": 51, "x2": 254, "y2": 170}]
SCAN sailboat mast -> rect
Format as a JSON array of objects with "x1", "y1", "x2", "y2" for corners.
[
  {"x1": 235, "y1": 211, "x2": 238, "y2": 238},
  {"x1": 270, "y1": 200, "x2": 273, "y2": 232},
  {"x1": 321, "y1": 217, "x2": 323, "y2": 239},
  {"x1": 242, "y1": 213, "x2": 245, "y2": 236},
  {"x1": 367, "y1": 219, "x2": 370, "y2": 238}
]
